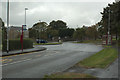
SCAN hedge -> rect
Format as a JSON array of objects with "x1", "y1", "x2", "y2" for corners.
[{"x1": 2, "y1": 39, "x2": 33, "y2": 51}]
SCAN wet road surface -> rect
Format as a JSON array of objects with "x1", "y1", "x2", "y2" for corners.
[{"x1": 2, "y1": 42, "x2": 103, "y2": 78}]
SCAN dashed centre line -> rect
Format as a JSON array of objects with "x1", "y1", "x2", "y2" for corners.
[
  {"x1": 1, "y1": 50, "x2": 59, "y2": 66},
  {"x1": 0, "y1": 58, "x2": 32, "y2": 67},
  {"x1": 0, "y1": 59, "x2": 13, "y2": 63},
  {"x1": 35, "y1": 54, "x2": 41, "y2": 57}
]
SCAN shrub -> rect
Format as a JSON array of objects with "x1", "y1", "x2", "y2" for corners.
[{"x1": 2, "y1": 38, "x2": 33, "y2": 51}]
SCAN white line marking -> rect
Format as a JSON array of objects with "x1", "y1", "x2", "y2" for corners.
[{"x1": 0, "y1": 58, "x2": 32, "y2": 66}]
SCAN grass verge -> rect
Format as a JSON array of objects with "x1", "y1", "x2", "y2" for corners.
[
  {"x1": 44, "y1": 72, "x2": 96, "y2": 78},
  {"x1": 74, "y1": 40, "x2": 102, "y2": 44},
  {"x1": 34, "y1": 42, "x2": 62, "y2": 45},
  {"x1": 76, "y1": 48, "x2": 118, "y2": 68},
  {"x1": 103, "y1": 45, "x2": 112, "y2": 48}
]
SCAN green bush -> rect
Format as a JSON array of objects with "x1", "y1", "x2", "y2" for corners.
[{"x1": 2, "y1": 39, "x2": 33, "y2": 51}]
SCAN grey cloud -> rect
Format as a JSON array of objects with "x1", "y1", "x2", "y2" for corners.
[{"x1": 1, "y1": 1, "x2": 114, "y2": 28}]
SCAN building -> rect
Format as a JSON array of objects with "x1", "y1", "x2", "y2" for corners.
[
  {"x1": 8, "y1": 26, "x2": 29, "y2": 39},
  {"x1": 8, "y1": 26, "x2": 21, "y2": 39}
]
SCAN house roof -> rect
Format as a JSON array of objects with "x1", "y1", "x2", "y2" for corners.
[{"x1": 10, "y1": 26, "x2": 22, "y2": 31}]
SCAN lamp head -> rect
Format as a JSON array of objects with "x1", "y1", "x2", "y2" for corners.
[{"x1": 25, "y1": 8, "x2": 28, "y2": 10}]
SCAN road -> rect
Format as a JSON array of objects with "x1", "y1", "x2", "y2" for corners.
[{"x1": 2, "y1": 42, "x2": 103, "y2": 78}]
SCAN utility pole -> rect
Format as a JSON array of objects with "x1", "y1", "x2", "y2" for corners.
[
  {"x1": 7, "y1": 0, "x2": 9, "y2": 53},
  {"x1": 108, "y1": 9, "x2": 110, "y2": 36},
  {"x1": 107, "y1": 9, "x2": 110, "y2": 45},
  {"x1": 107, "y1": 8, "x2": 112, "y2": 45}
]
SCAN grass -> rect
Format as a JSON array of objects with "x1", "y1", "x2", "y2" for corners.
[
  {"x1": 74, "y1": 40, "x2": 102, "y2": 44},
  {"x1": 112, "y1": 38, "x2": 117, "y2": 41},
  {"x1": 34, "y1": 42, "x2": 62, "y2": 45},
  {"x1": 44, "y1": 72, "x2": 96, "y2": 78},
  {"x1": 103, "y1": 45, "x2": 112, "y2": 48},
  {"x1": 76, "y1": 48, "x2": 118, "y2": 68}
]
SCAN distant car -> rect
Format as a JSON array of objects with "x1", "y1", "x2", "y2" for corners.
[
  {"x1": 39, "y1": 40, "x2": 47, "y2": 43},
  {"x1": 36, "y1": 39, "x2": 47, "y2": 43}
]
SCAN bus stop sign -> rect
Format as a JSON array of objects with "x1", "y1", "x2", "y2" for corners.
[{"x1": 22, "y1": 25, "x2": 27, "y2": 31}]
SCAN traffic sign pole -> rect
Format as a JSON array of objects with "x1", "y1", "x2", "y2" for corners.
[{"x1": 20, "y1": 25, "x2": 23, "y2": 53}]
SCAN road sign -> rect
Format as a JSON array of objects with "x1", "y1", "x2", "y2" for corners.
[{"x1": 22, "y1": 25, "x2": 27, "y2": 31}]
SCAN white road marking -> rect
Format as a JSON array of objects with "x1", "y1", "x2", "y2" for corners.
[
  {"x1": 1, "y1": 51, "x2": 59, "y2": 66},
  {"x1": 44, "y1": 55, "x2": 46, "y2": 56},
  {"x1": 0, "y1": 58, "x2": 32, "y2": 67},
  {"x1": 44, "y1": 51, "x2": 58, "y2": 57}
]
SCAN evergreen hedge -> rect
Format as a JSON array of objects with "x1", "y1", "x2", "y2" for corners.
[{"x1": 2, "y1": 39, "x2": 33, "y2": 51}]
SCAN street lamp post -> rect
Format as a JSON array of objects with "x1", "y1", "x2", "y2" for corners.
[
  {"x1": 7, "y1": 0, "x2": 9, "y2": 53},
  {"x1": 25, "y1": 8, "x2": 28, "y2": 26}
]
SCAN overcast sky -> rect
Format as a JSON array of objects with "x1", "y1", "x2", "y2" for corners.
[{"x1": 0, "y1": 0, "x2": 115, "y2": 28}]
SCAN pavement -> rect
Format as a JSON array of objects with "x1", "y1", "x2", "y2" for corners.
[
  {"x1": 2, "y1": 42, "x2": 103, "y2": 78},
  {"x1": 65, "y1": 58, "x2": 118, "y2": 78},
  {"x1": 64, "y1": 44, "x2": 119, "y2": 79},
  {"x1": 1, "y1": 46, "x2": 47, "y2": 57}
]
